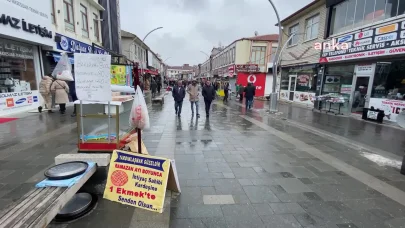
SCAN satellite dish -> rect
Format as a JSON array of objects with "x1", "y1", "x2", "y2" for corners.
[
  {"x1": 254, "y1": 31, "x2": 259, "y2": 36},
  {"x1": 397, "y1": 110, "x2": 405, "y2": 128}
]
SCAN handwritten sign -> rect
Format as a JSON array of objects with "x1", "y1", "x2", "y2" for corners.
[
  {"x1": 74, "y1": 53, "x2": 112, "y2": 101},
  {"x1": 103, "y1": 150, "x2": 171, "y2": 213}
]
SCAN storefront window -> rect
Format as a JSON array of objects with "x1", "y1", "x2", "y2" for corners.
[
  {"x1": 372, "y1": 61, "x2": 405, "y2": 100},
  {"x1": 0, "y1": 39, "x2": 37, "y2": 94},
  {"x1": 322, "y1": 64, "x2": 355, "y2": 113}
]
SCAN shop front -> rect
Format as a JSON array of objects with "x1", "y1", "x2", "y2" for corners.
[
  {"x1": 279, "y1": 64, "x2": 317, "y2": 107},
  {"x1": 319, "y1": 18, "x2": 405, "y2": 121},
  {"x1": 0, "y1": 0, "x2": 54, "y2": 116},
  {"x1": 235, "y1": 64, "x2": 267, "y2": 97}
]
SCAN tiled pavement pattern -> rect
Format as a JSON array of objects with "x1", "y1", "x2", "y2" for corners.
[
  {"x1": 1, "y1": 94, "x2": 405, "y2": 228},
  {"x1": 141, "y1": 97, "x2": 405, "y2": 228}
]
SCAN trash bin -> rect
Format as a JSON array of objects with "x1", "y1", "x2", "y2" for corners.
[{"x1": 362, "y1": 108, "x2": 384, "y2": 123}]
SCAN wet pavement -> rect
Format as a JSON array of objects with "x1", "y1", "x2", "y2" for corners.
[{"x1": 1, "y1": 95, "x2": 405, "y2": 227}]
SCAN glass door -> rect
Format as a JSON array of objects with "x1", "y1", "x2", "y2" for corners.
[
  {"x1": 288, "y1": 75, "x2": 297, "y2": 101},
  {"x1": 351, "y1": 76, "x2": 372, "y2": 113}
]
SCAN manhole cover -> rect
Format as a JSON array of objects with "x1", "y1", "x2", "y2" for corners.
[
  {"x1": 44, "y1": 162, "x2": 88, "y2": 180},
  {"x1": 55, "y1": 192, "x2": 98, "y2": 222}
]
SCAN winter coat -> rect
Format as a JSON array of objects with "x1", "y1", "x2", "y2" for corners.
[
  {"x1": 172, "y1": 85, "x2": 186, "y2": 102},
  {"x1": 51, "y1": 80, "x2": 70, "y2": 104},
  {"x1": 187, "y1": 84, "x2": 199, "y2": 102},
  {"x1": 202, "y1": 85, "x2": 216, "y2": 101},
  {"x1": 39, "y1": 76, "x2": 54, "y2": 94},
  {"x1": 238, "y1": 86, "x2": 245, "y2": 95},
  {"x1": 244, "y1": 85, "x2": 256, "y2": 99}
]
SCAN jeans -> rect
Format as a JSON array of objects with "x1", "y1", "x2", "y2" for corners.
[
  {"x1": 190, "y1": 101, "x2": 199, "y2": 115},
  {"x1": 204, "y1": 99, "x2": 212, "y2": 115},
  {"x1": 245, "y1": 98, "x2": 253, "y2": 110},
  {"x1": 175, "y1": 101, "x2": 183, "y2": 115}
]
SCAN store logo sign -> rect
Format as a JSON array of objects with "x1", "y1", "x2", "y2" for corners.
[
  {"x1": 376, "y1": 23, "x2": 398, "y2": 35},
  {"x1": 336, "y1": 34, "x2": 353, "y2": 43},
  {"x1": 355, "y1": 30, "x2": 373, "y2": 40},
  {"x1": 6, "y1": 98, "x2": 14, "y2": 107},
  {"x1": 33, "y1": 96, "x2": 38, "y2": 102},
  {"x1": 247, "y1": 74, "x2": 257, "y2": 84},
  {"x1": 0, "y1": 14, "x2": 52, "y2": 38},
  {"x1": 374, "y1": 32, "x2": 397, "y2": 43},
  {"x1": 60, "y1": 36, "x2": 69, "y2": 51},
  {"x1": 27, "y1": 96, "x2": 32, "y2": 104},
  {"x1": 15, "y1": 98, "x2": 26, "y2": 104},
  {"x1": 353, "y1": 38, "x2": 372, "y2": 47}
]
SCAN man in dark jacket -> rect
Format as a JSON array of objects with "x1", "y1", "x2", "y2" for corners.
[
  {"x1": 68, "y1": 72, "x2": 78, "y2": 117},
  {"x1": 244, "y1": 83, "x2": 255, "y2": 111},
  {"x1": 238, "y1": 84, "x2": 245, "y2": 102},
  {"x1": 202, "y1": 80, "x2": 216, "y2": 118},
  {"x1": 172, "y1": 80, "x2": 186, "y2": 117},
  {"x1": 151, "y1": 79, "x2": 157, "y2": 98}
]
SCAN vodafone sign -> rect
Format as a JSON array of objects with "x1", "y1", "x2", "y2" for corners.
[{"x1": 236, "y1": 72, "x2": 266, "y2": 96}]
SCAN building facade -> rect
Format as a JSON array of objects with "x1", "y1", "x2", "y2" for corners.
[
  {"x1": 0, "y1": 0, "x2": 55, "y2": 116},
  {"x1": 278, "y1": 0, "x2": 326, "y2": 107},
  {"x1": 318, "y1": 0, "x2": 405, "y2": 122},
  {"x1": 166, "y1": 64, "x2": 197, "y2": 79},
  {"x1": 99, "y1": 0, "x2": 122, "y2": 53},
  {"x1": 200, "y1": 34, "x2": 279, "y2": 97}
]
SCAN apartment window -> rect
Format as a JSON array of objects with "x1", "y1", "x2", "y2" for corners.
[
  {"x1": 288, "y1": 24, "x2": 299, "y2": 46},
  {"x1": 250, "y1": 46, "x2": 266, "y2": 65},
  {"x1": 330, "y1": 0, "x2": 405, "y2": 35},
  {"x1": 305, "y1": 14, "x2": 319, "y2": 40},
  {"x1": 50, "y1": 0, "x2": 56, "y2": 24},
  {"x1": 80, "y1": 5, "x2": 89, "y2": 37},
  {"x1": 63, "y1": 0, "x2": 75, "y2": 31},
  {"x1": 93, "y1": 13, "x2": 100, "y2": 41}
]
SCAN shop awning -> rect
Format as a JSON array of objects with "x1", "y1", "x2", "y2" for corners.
[{"x1": 52, "y1": 53, "x2": 74, "y2": 64}]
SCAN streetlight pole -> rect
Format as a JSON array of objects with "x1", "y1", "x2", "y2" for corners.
[
  {"x1": 140, "y1": 27, "x2": 163, "y2": 80},
  {"x1": 267, "y1": 0, "x2": 282, "y2": 112}
]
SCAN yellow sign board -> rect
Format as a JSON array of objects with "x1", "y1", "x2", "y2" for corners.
[
  {"x1": 103, "y1": 150, "x2": 171, "y2": 213},
  {"x1": 110, "y1": 65, "x2": 127, "y2": 85},
  {"x1": 376, "y1": 24, "x2": 398, "y2": 35}
]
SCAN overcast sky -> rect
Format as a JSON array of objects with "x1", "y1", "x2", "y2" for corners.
[{"x1": 120, "y1": 0, "x2": 312, "y2": 66}]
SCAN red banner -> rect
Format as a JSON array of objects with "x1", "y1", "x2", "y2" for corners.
[{"x1": 236, "y1": 72, "x2": 266, "y2": 97}]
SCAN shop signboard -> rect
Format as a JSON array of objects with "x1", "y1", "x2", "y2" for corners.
[
  {"x1": 111, "y1": 65, "x2": 127, "y2": 85},
  {"x1": 228, "y1": 65, "x2": 235, "y2": 77},
  {"x1": 103, "y1": 150, "x2": 180, "y2": 213},
  {"x1": 279, "y1": 90, "x2": 289, "y2": 101},
  {"x1": 0, "y1": 38, "x2": 34, "y2": 59},
  {"x1": 56, "y1": 33, "x2": 109, "y2": 54},
  {"x1": 236, "y1": 72, "x2": 266, "y2": 97},
  {"x1": 319, "y1": 20, "x2": 405, "y2": 63},
  {"x1": 0, "y1": 91, "x2": 39, "y2": 114},
  {"x1": 354, "y1": 63, "x2": 375, "y2": 76},
  {"x1": 0, "y1": 0, "x2": 53, "y2": 47},
  {"x1": 368, "y1": 98, "x2": 405, "y2": 122},
  {"x1": 235, "y1": 64, "x2": 259, "y2": 73},
  {"x1": 340, "y1": 85, "x2": 352, "y2": 94}
]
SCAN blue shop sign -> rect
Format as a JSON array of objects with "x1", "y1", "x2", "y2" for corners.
[{"x1": 56, "y1": 33, "x2": 108, "y2": 55}]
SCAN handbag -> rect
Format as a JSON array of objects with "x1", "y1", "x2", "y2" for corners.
[{"x1": 55, "y1": 81, "x2": 69, "y2": 94}]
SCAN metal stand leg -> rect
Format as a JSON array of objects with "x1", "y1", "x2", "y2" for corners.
[
  {"x1": 108, "y1": 101, "x2": 111, "y2": 143},
  {"x1": 80, "y1": 101, "x2": 84, "y2": 143},
  {"x1": 137, "y1": 128, "x2": 142, "y2": 154}
]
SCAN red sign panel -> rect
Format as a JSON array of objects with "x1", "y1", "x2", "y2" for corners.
[{"x1": 236, "y1": 72, "x2": 266, "y2": 97}]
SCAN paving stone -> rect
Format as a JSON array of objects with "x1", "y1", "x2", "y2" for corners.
[
  {"x1": 200, "y1": 186, "x2": 217, "y2": 195},
  {"x1": 252, "y1": 203, "x2": 274, "y2": 215},
  {"x1": 231, "y1": 167, "x2": 259, "y2": 178},
  {"x1": 243, "y1": 186, "x2": 280, "y2": 203},
  {"x1": 187, "y1": 205, "x2": 223, "y2": 218},
  {"x1": 260, "y1": 214, "x2": 303, "y2": 228},
  {"x1": 270, "y1": 203, "x2": 306, "y2": 214},
  {"x1": 207, "y1": 162, "x2": 232, "y2": 173},
  {"x1": 237, "y1": 179, "x2": 253, "y2": 186},
  {"x1": 203, "y1": 195, "x2": 235, "y2": 205},
  {"x1": 276, "y1": 178, "x2": 313, "y2": 194},
  {"x1": 213, "y1": 179, "x2": 245, "y2": 195},
  {"x1": 309, "y1": 161, "x2": 338, "y2": 172},
  {"x1": 186, "y1": 179, "x2": 214, "y2": 187},
  {"x1": 222, "y1": 172, "x2": 235, "y2": 178}
]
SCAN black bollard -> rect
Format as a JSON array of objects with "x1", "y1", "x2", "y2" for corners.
[{"x1": 401, "y1": 155, "x2": 405, "y2": 175}]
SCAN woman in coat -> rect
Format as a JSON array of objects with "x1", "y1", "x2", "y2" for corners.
[
  {"x1": 38, "y1": 74, "x2": 54, "y2": 113},
  {"x1": 51, "y1": 79, "x2": 70, "y2": 114}
]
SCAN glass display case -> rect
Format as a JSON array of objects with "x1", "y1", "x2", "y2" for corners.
[{"x1": 75, "y1": 98, "x2": 135, "y2": 152}]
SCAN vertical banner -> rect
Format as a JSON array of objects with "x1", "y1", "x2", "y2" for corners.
[
  {"x1": 126, "y1": 65, "x2": 133, "y2": 86},
  {"x1": 74, "y1": 54, "x2": 112, "y2": 101},
  {"x1": 236, "y1": 72, "x2": 266, "y2": 97},
  {"x1": 103, "y1": 150, "x2": 171, "y2": 213}
]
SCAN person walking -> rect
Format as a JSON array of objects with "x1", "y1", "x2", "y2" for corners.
[
  {"x1": 223, "y1": 82, "x2": 229, "y2": 103},
  {"x1": 51, "y1": 78, "x2": 70, "y2": 114},
  {"x1": 151, "y1": 79, "x2": 157, "y2": 98},
  {"x1": 187, "y1": 80, "x2": 200, "y2": 118},
  {"x1": 238, "y1": 84, "x2": 245, "y2": 102},
  {"x1": 202, "y1": 80, "x2": 216, "y2": 118},
  {"x1": 244, "y1": 82, "x2": 255, "y2": 111},
  {"x1": 172, "y1": 80, "x2": 186, "y2": 117},
  {"x1": 38, "y1": 73, "x2": 54, "y2": 113},
  {"x1": 156, "y1": 78, "x2": 162, "y2": 94}
]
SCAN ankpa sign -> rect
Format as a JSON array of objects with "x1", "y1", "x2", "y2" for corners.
[{"x1": 319, "y1": 20, "x2": 405, "y2": 63}]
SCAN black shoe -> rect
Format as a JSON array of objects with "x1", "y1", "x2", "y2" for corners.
[
  {"x1": 38, "y1": 106, "x2": 42, "y2": 113},
  {"x1": 71, "y1": 114, "x2": 76, "y2": 117},
  {"x1": 177, "y1": 113, "x2": 181, "y2": 117},
  {"x1": 61, "y1": 111, "x2": 65, "y2": 114},
  {"x1": 48, "y1": 110, "x2": 54, "y2": 113},
  {"x1": 197, "y1": 114, "x2": 200, "y2": 118},
  {"x1": 206, "y1": 114, "x2": 209, "y2": 118}
]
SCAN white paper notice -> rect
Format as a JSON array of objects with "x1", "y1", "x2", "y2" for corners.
[{"x1": 74, "y1": 53, "x2": 112, "y2": 102}]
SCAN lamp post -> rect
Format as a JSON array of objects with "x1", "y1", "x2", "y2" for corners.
[
  {"x1": 267, "y1": 0, "x2": 282, "y2": 112},
  {"x1": 139, "y1": 27, "x2": 163, "y2": 80}
]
